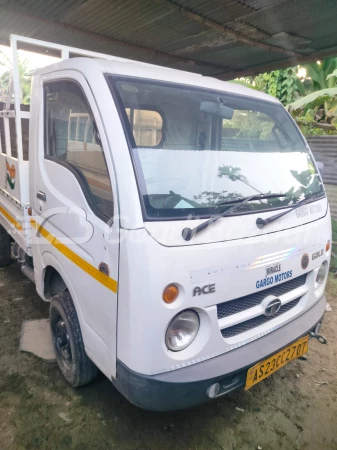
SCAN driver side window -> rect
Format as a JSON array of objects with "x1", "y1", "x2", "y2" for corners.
[{"x1": 44, "y1": 80, "x2": 113, "y2": 221}]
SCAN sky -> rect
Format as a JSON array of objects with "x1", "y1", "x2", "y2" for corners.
[{"x1": 0, "y1": 44, "x2": 60, "y2": 74}]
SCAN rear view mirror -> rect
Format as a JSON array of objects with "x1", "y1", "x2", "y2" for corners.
[
  {"x1": 316, "y1": 161, "x2": 325, "y2": 178},
  {"x1": 200, "y1": 101, "x2": 234, "y2": 120}
]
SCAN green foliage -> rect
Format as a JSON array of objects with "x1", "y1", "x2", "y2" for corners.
[
  {"x1": 288, "y1": 88, "x2": 337, "y2": 111},
  {"x1": 0, "y1": 50, "x2": 32, "y2": 104},
  {"x1": 287, "y1": 58, "x2": 337, "y2": 135},
  {"x1": 303, "y1": 58, "x2": 337, "y2": 91},
  {"x1": 222, "y1": 110, "x2": 274, "y2": 140},
  {"x1": 234, "y1": 57, "x2": 337, "y2": 135},
  {"x1": 327, "y1": 68, "x2": 337, "y2": 81},
  {"x1": 235, "y1": 68, "x2": 301, "y2": 105},
  {"x1": 260, "y1": 68, "x2": 300, "y2": 105}
]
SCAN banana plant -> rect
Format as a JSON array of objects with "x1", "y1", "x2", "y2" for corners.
[
  {"x1": 303, "y1": 58, "x2": 337, "y2": 91},
  {"x1": 287, "y1": 88, "x2": 337, "y2": 111},
  {"x1": 287, "y1": 58, "x2": 337, "y2": 133}
]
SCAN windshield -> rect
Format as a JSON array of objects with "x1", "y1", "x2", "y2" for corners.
[{"x1": 109, "y1": 77, "x2": 324, "y2": 220}]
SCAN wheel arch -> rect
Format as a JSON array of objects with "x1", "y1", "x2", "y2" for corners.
[
  {"x1": 44, "y1": 265, "x2": 68, "y2": 300},
  {"x1": 40, "y1": 254, "x2": 92, "y2": 351},
  {"x1": 36, "y1": 251, "x2": 112, "y2": 378},
  {"x1": 39, "y1": 252, "x2": 82, "y2": 321}
]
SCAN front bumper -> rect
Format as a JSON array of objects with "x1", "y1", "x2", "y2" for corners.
[{"x1": 113, "y1": 295, "x2": 326, "y2": 411}]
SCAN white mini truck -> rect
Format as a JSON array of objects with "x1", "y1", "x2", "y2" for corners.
[{"x1": 0, "y1": 36, "x2": 331, "y2": 410}]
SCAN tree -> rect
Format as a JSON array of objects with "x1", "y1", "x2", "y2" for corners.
[
  {"x1": 0, "y1": 50, "x2": 32, "y2": 104},
  {"x1": 302, "y1": 58, "x2": 337, "y2": 91},
  {"x1": 233, "y1": 58, "x2": 337, "y2": 135},
  {"x1": 287, "y1": 58, "x2": 337, "y2": 134},
  {"x1": 232, "y1": 68, "x2": 302, "y2": 105},
  {"x1": 259, "y1": 68, "x2": 302, "y2": 105}
]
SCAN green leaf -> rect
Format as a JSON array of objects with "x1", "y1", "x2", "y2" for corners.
[
  {"x1": 304, "y1": 109, "x2": 316, "y2": 121},
  {"x1": 327, "y1": 105, "x2": 337, "y2": 117},
  {"x1": 327, "y1": 68, "x2": 337, "y2": 80},
  {"x1": 323, "y1": 58, "x2": 337, "y2": 78},
  {"x1": 287, "y1": 88, "x2": 337, "y2": 110},
  {"x1": 294, "y1": 78, "x2": 306, "y2": 96}
]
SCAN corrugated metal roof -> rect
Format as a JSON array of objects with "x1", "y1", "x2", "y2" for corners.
[
  {"x1": 173, "y1": 0, "x2": 257, "y2": 24},
  {"x1": 0, "y1": 0, "x2": 336, "y2": 79}
]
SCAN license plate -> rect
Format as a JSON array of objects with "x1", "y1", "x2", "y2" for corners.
[{"x1": 245, "y1": 335, "x2": 309, "y2": 390}]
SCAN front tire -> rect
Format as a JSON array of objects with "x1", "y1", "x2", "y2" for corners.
[
  {"x1": 0, "y1": 224, "x2": 12, "y2": 267},
  {"x1": 49, "y1": 291, "x2": 99, "y2": 387}
]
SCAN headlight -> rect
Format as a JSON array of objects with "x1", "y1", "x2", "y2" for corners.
[
  {"x1": 165, "y1": 310, "x2": 199, "y2": 351},
  {"x1": 316, "y1": 261, "x2": 328, "y2": 285}
]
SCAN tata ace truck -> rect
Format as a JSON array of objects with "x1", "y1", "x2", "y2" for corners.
[{"x1": 0, "y1": 35, "x2": 330, "y2": 410}]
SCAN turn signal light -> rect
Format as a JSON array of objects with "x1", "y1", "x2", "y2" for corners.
[
  {"x1": 163, "y1": 284, "x2": 179, "y2": 304},
  {"x1": 326, "y1": 240, "x2": 331, "y2": 252}
]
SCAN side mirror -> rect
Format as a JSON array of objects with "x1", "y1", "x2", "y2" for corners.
[{"x1": 316, "y1": 161, "x2": 325, "y2": 178}]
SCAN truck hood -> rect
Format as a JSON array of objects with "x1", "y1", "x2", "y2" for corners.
[{"x1": 144, "y1": 196, "x2": 329, "y2": 246}]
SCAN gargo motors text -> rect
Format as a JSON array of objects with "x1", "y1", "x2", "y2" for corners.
[{"x1": 256, "y1": 270, "x2": 293, "y2": 289}]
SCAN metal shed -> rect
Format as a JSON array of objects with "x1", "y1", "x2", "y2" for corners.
[{"x1": 0, "y1": 0, "x2": 336, "y2": 79}]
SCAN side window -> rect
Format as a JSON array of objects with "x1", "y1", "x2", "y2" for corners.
[
  {"x1": 44, "y1": 81, "x2": 113, "y2": 220},
  {"x1": 125, "y1": 107, "x2": 163, "y2": 147}
]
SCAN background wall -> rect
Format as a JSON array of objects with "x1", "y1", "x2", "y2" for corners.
[{"x1": 307, "y1": 135, "x2": 337, "y2": 221}]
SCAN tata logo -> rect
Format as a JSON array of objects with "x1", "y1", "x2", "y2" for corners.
[
  {"x1": 193, "y1": 284, "x2": 216, "y2": 296},
  {"x1": 264, "y1": 298, "x2": 282, "y2": 317}
]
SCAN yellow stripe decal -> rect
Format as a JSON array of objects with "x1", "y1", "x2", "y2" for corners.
[
  {"x1": 0, "y1": 205, "x2": 23, "y2": 231},
  {"x1": 30, "y1": 219, "x2": 118, "y2": 293}
]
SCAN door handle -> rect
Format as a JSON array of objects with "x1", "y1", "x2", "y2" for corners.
[{"x1": 37, "y1": 191, "x2": 46, "y2": 202}]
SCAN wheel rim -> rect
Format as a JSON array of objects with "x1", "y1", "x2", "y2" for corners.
[{"x1": 53, "y1": 316, "x2": 72, "y2": 370}]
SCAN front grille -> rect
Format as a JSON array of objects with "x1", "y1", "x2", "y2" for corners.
[
  {"x1": 221, "y1": 298, "x2": 300, "y2": 338},
  {"x1": 217, "y1": 274, "x2": 307, "y2": 320}
]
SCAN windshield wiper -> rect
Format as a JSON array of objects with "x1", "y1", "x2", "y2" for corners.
[
  {"x1": 182, "y1": 193, "x2": 287, "y2": 241},
  {"x1": 215, "y1": 193, "x2": 285, "y2": 207},
  {"x1": 256, "y1": 192, "x2": 325, "y2": 229}
]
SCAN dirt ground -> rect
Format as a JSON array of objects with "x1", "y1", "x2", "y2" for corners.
[{"x1": 0, "y1": 262, "x2": 336, "y2": 450}]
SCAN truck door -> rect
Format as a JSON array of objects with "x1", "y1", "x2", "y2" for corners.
[{"x1": 30, "y1": 71, "x2": 119, "y2": 378}]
